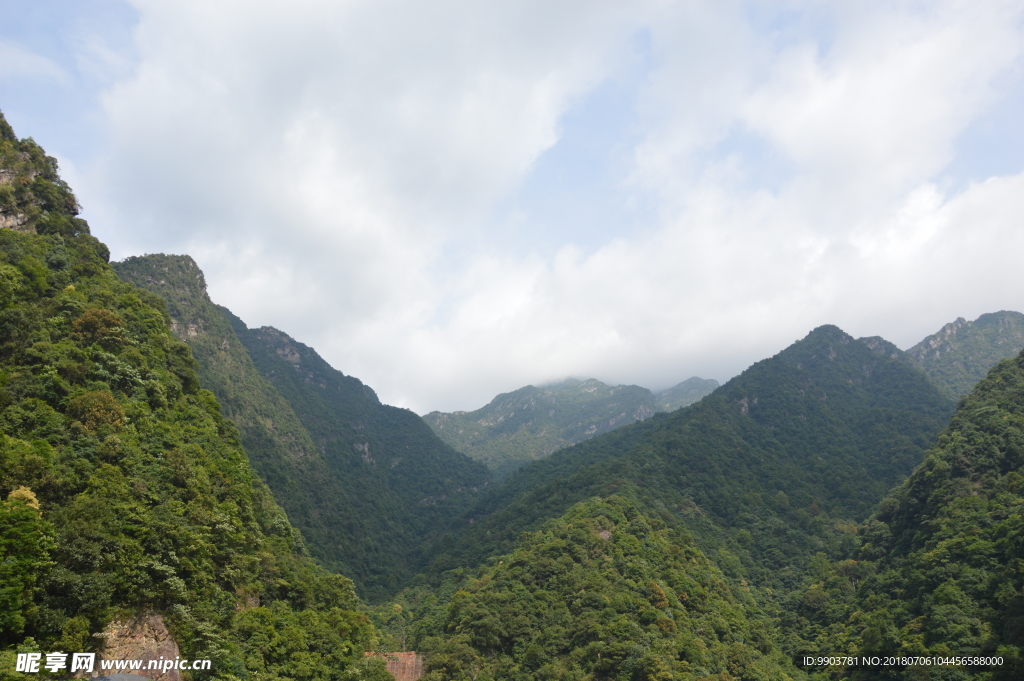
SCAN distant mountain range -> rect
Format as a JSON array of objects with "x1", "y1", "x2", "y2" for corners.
[
  {"x1": 427, "y1": 312, "x2": 1024, "y2": 481},
  {"x1": 424, "y1": 377, "x2": 718, "y2": 478},
  {"x1": 655, "y1": 375, "x2": 721, "y2": 411},
  {"x1": 431, "y1": 325, "x2": 957, "y2": 578}
]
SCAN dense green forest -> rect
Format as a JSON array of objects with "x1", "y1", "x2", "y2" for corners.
[
  {"x1": 374, "y1": 332, "x2": 1023, "y2": 680},
  {"x1": 0, "y1": 113, "x2": 389, "y2": 680},
  {"x1": 771, "y1": 347, "x2": 1024, "y2": 679},
  {"x1": 114, "y1": 254, "x2": 491, "y2": 601},
  {"x1": 363, "y1": 327, "x2": 961, "y2": 677},
  {"x1": 906, "y1": 311, "x2": 1024, "y2": 397},
  {"x1": 5, "y1": 108, "x2": 1024, "y2": 681},
  {"x1": 425, "y1": 327, "x2": 955, "y2": 586},
  {"x1": 424, "y1": 377, "x2": 717, "y2": 479},
  {"x1": 389, "y1": 496, "x2": 798, "y2": 680}
]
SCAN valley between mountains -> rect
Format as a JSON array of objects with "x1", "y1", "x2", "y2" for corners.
[{"x1": 3, "y1": 110, "x2": 1024, "y2": 680}]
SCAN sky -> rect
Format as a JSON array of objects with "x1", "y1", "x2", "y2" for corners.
[{"x1": 2, "y1": 0, "x2": 1024, "y2": 414}]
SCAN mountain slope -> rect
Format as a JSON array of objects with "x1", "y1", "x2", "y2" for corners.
[
  {"x1": 788, "y1": 347, "x2": 1024, "y2": 679},
  {"x1": 424, "y1": 378, "x2": 658, "y2": 478},
  {"x1": 655, "y1": 376, "x2": 720, "y2": 412},
  {"x1": 907, "y1": 310, "x2": 1024, "y2": 396},
  {"x1": 853, "y1": 349, "x2": 1024, "y2": 677},
  {"x1": 0, "y1": 111, "x2": 386, "y2": 680},
  {"x1": 408, "y1": 496, "x2": 798, "y2": 680},
  {"x1": 437, "y1": 326, "x2": 956, "y2": 590},
  {"x1": 114, "y1": 254, "x2": 491, "y2": 601},
  {"x1": 424, "y1": 375, "x2": 719, "y2": 480},
  {"x1": 111, "y1": 255, "x2": 361, "y2": 578},
  {"x1": 227, "y1": 310, "x2": 491, "y2": 599}
]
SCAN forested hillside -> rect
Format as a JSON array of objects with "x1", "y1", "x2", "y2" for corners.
[
  {"x1": 8, "y1": 107, "x2": 1024, "y2": 681},
  {"x1": 425, "y1": 376, "x2": 717, "y2": 479},
  {"x1": 395, "y1": 497, "x2": 799, "y2": 680},
  {"x1": 907, "y1": 310, "x2": 1024, "y2": 396},
  {"x1": 430, "y1": 326, "x2": 956, "y2": 592},
  {"x1": 0, "y1": 112, "x2": 388, "y2": 680},
  {"x1": 231, "y1": 317, "x2": 492, "y2": 599},
  {"x1": 779, "y1": 347, "x2": 1024, "y2": 679},
  {"x1": 372, "y1": 327, "x2": 1024, "y2": 680},
  {"x1": 655, "y1": 377, "x2": 720, "y2": 412},
  {"x1": 114, "y1": 254, "x2": 491, "y2": 601},
  {"x1": 424, "y1": 379, "x2": 656, "y2": 479}
]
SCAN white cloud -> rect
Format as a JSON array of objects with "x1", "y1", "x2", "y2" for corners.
[
  {"x1": 739, "y1": 2, "x2": 1022, "y2": 215},
  {"x1": 57, "y1": 0, "x2": 1024, "y2": 412},
  {"x1": 0, "y1": 41, "x2": 67, "y2": 83}
]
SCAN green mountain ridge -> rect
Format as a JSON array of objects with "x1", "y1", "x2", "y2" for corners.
[
  {"x1": 0, "y1": 111, "x2": 388, "y2": 680},
  {"x1": 109, "y1": 255, "x2": 353, "y2": 571},
  {"x1": 655, "y1": 376, "x2": 721, "y2": 413},
  {"x1": 906, "y1": 310, "x2": 1024, "y2": 397},
  {"x1": 428, "y1": 325, "x2": 956, "y2": 593},
  {"x1": 424, "y1": 376, "x2": 717, "y2": 479},
  {"x1": 404, "y1": 496, "x2": 798, "y2": 680},
  {"x1": 9, "y1": 106, "x2": 1024, "y2": 681},
  {"x1": 426, "y1": 310, "x2": 1024, "y2": 485},
  {"x1": 781, "y1": 346, "x2": 1024, "y2": 679},
  {"x1": 113, "y1": 254, "x2": 491, "y2": 601}
]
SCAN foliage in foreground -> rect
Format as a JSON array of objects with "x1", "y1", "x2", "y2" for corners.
[{"x1": 389, "y1": 496, "x2": 799, "y2": 681}]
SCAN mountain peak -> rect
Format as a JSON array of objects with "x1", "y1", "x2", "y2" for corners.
[
  {"x1": 808, "y1": 323, "x2": 850, "y2": 337},
  {"x1": 907, "y1": 310, "x2": 1024, "y2": 395},
  {"x1": 116, "y1": 253, "x2": 209, "y2": 297},
  {"x1": 0, "y1": 110, "x2": 17, "y2": 142}
]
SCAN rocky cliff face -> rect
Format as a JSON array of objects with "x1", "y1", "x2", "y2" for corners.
[
  {"x1": 0, "y1": 116, "x2": 80, "y2": 235},
  {"x1": 366, "y1": 652, "x2": 423, "y2": 681},
  {"x1": 907, "y1": 310, "x2": 1024, "y2": 396},
  {"x1": 93, "y1": 615, "x2": 182, "y2": 681}
]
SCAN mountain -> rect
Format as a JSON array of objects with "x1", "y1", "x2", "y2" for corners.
[
  {"x1": 109, "y1": 255, "x2": 355, "y2": 572},
  {"x1": 401, "y1": 496, "x2": 799, "y2": 680},
  {"x1": 423, "y1": 378, "x2": 655, "y2": 479},
  {"x1": 381, "y1": 326, "x2": 962, "y2": 678},
  {"x1": 228, "y1": 315, "x2": 493, "y2": 597},
  {"x1": 424, "y1": 376, "x2": 716, "y2": 479},
  {"x1": 786, "y1": 347, "x2": 1024, "y2": 679},
  {"x1": 655, "y1": 376, "x2": 720, "y2": 412},
  {"x1": 0, "y1": 111, "x2": 389, "y2": 680},
  {"x1": 13, "y1": 103, "x2": 1022, "y2": 678},
  {"x1": 906, "y1": 310, "x2": 1024, "y2": 397},
  {"x1": 432, "y1": 326, "x2": 957, "y2": 591},
  {"x1": 113, "y1": 254, "x2": 491, "y2": 601}
]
